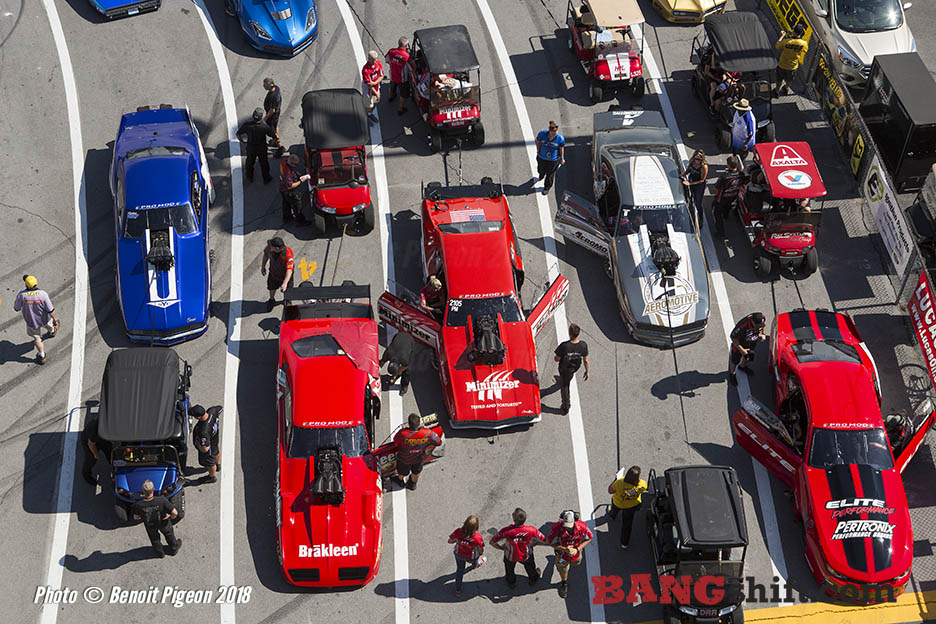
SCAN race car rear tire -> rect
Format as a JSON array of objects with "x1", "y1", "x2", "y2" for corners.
[
  {"x1": 589, "y1": 84, "x2": 603, "y2": 104},
  {"x1": 429, "y1": 129, "x2": 442, "y2": 153},
  {"x1": 754, "y1": 252, "x2": 773, "y2": 278},
  {"x1": 803, "y1": 248, "x2": 818, "y2": 275},
  {"x1": 471, "y1": 121, "x2": 485, "y2": 147},
  {"x1": 313, "y1": 213, "x2": 327, "y2": 235},
  {"x1": 362, "y1": 203, "x2": 376, "y2": 233},
  {"x1": 114, "y1": 502, "x2": 130, "y2": 524},
  {"x1": 716, "y1": 126, "x2": 731, "y2": 151},
  {"x1": 631, "y1": 77, "x2": 645, "y2": 98}
]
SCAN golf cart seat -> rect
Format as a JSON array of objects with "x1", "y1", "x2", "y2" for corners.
[
  {"x1": 581, "y1": 7, "x2": 597, "y2": 26},
  {"x1": 581, "y1": 30, "x2": 596, "y2": 49}
]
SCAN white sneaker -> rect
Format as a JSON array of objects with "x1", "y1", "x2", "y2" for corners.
[{"x1": 476, "y1": 556, "x2": 487, "y2": 568}]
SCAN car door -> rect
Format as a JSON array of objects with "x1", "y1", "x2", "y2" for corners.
[
  {"x1": 555, "y1": 191, "x2": 613, "y2": 260},
  {"x1": 895, "y1": 410, "x2": 936, "y2": 473},
  {"x1": 732, "y1": 396, "x2": 802, "y2": 488},
  {"x1": 377, "y1": 291, "x2": 440, "y2": 351},
  {"x1": 526, "y1": 275, "x2": 570, "y2": 338}
]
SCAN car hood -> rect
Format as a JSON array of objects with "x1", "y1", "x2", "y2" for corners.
[
  {"x1": 670, "y1": 0, "x2": 722, "y2": 11},
  {"x1": 317, "y1": 185, "x2": 370, "y2": 212},
  {"x1": 114, "y1": 465, "x2": 179, "y2": 494},
  {"x1": 614, "y1": 223, "x2": 709, "y2": 329},
  {"x1": 806, "y1": 463, "x2": 913, "y2": 583},
  {"x1": 244, "y1": 0, "x2": 317, "y2": 44},
  {"x1": 442, "y1": 321, "x2": 540, "y2": 424},
  {"x1": 837, "y1": 24, "x2": 914, "y2": 66},
  {"x1": 117, "y1": 229, "x2": 209, "y2": 335}
]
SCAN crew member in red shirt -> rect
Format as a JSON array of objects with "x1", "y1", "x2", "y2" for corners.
[
  {"x1": 391, "y1": 412, "x2": 441, "y2": 491},
  {"x1": 361, "y1": 50, "x2": 384, "y2": 118},
  {"x1": 420, "y1": 275, "x2": 444, "y2": 318},
  {"x1": 448, "y1": 514, "x2": 486, "y2": 597},
  {"x1": 548, "y1": 510, "x2": 593, "y2": 598},
  {"x1": 261, "y1": 236, "x2": 294, "y2": 311},
  {"x1": 490, "y1": 508, "x2": 546, "y2": 588},
  {"x1": 385, "y1": 37, "x2": 410, "y2": 115}
]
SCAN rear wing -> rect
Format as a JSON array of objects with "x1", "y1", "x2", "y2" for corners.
[{"x1": 283, "y1": 282, "x2": 373, "y2": 321}]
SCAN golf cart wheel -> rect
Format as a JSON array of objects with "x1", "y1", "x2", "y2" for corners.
[
  {"x1": 114, "y1": 502, "x2": 130, "y2": 524},
  {"x1": 631, "y1": 76, "x2": 646, "y2": 98},
  {"x1": 716, "y1": 126, "x2": 731, "y2": 150},
  {"x1": 730, "y1": 605, "x2": 745, "y2": 624},
  {"x1": 362, "y1": 203, "x2": 376, "y2": 233},
  {"x1": 429, "y1": 129, "x2": 442, "y2": 153},
  {"x1": 480, "y1": 176, "x2": 494, "y2": 185},
  {"x1": 313, "y1": 213, "x2": 327, "y2": 235},
  {"x1": 589, "y1": 84, "x2": 603, "y2": 104},
  {"x1": 471, "y1": 121, "x2": 485, "y2": 147},
  {"x1": 762, "y1": 120, "x2": 776, "y2": 142},
  {"x1": 662, "y1": 605, "x2": 682, "y2": 624},
  {"x1": 803, "y1": 248, "x2": 819, "y2": 275},
  {"x1": 754, "y1": 251, "x2": 773, "y2": 278}
]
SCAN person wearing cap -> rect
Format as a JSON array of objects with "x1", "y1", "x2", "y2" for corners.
[
  {"x1": 729, "y1": 312, "x2": 768, "y2": 385},
  {"x1": 380, "y1": 331, "x2": 414, "y2": 396},
  {"x1": 263, "y1": 77, "x2": 285, "y2": 158},
  {"x1": 13, "y1": 275, "x2": 59, "y2": 365},
  {"x1": 535, "y1": 121, "x2": 565, "y2": 196},
  {"x1": 261, "y1": 237, "x2": 295, "y2": 310},
  {"x1": 191, "y1": 405, "x2": 222, "y2": 484},
  {"x1": 490, "y1": 508, "x2": 546, "y2": 589},
  {"x1": 385, "y1": 37, "x2": 411, "y2": 115},
  {"x1": 237, "y1": 108, "x2": 276, "y2": 184},
  {"x1": 419, "y1": 275, "x2": 445, "y2": 318},
  {"x1": 131, "y1": 479, "x2": 181, "y2": 558},
  {"x1": 362, "y1": 50, "x2": 385, "y2": 119},
  {"x1": 279, "y1": 154, "x2": 308, "y2": 224},
  {"x1": 607, "y1": 465, "x2": 647, "y2": 549},
  {"x1": 730, "y1": 98, "x2": 756, "y2": 164},
  {"x1": 391, "y1": 413, "x2": 442, "y2": 490},
  {"x1": 775, "y1": 23, "x2": 808, "y2": 97},
  {"x1": 548, "y1": 510, "x2": 593, "y2": 598}
]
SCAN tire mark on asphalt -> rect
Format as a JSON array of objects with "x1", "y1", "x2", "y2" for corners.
[
  {"x1": 0, "y1": 0, "x2": 24, "y2": 50},
  {"x1": 283, "y1": 22, "x2": 345, "y2": 119},
  {"x1": 0, "y1": 200, "x2": 73, "y2": 247}
]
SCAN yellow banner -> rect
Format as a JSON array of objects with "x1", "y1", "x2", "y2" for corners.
[{"x1": 765, "y1": 0, "x2": 814, "y2": 41}]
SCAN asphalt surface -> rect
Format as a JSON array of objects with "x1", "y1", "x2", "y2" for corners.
[{"x1": 2, "y1": 0, "x2": 936, "y2": 623}]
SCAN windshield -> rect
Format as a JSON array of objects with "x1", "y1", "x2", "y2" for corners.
[
  {"x1": 314, "y1": 149, "x2": 367, "y2": 188},
  {"x1": 125, "y1": 146, "x2": 187, "y2": 161},
  {"x1": 124, "y1": 204, "x2": 197, "y2": 238},
  {"x1": 807, "y1": 427, "x2": 894, "y2": 470},
  {"x1": 288, "y1": 424, "x2": 368, "y2": 459},
  {"x1": 291, "y1": 335, "x2": 345, "y2": 358},
  {"x1": 791, "y1": 340, "x2": 861, "y2": 364},
  {"x1": 676, "y1": 560, "x2": 744, "y2": 581},
  {"x1": 438, "y1": 220, "x2": 503, "y2": 234},
  {"x1": 445, "y1": 295, "x2": 523, "y2": 327},
  {"x1": 834, "y1": 0, "x2": 903, "y2": 33},
  {"x1": 614, "y1": 203, "x2": 694, "y2": 238}
]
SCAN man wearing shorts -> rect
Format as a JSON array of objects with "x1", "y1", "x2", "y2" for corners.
[
  {"x1": 548, "y1": 510, "x2": 593, "y2": 598},
  {"x1": 261, "y1": 236, "x2": 295, "y2": 310},
  {"x1": 191, "y1": 405, "x2": 222, "y2": 483},
  {"x1": 391, "y1": 412, "x2": 441, "y2": 491},
  {"x1": 13, "y1": 274, "x2": 59, "y2": 365}
]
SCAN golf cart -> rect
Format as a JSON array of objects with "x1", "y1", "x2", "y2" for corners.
[
  {"x1": 301, "y1": 88, "x2": 375, "y2": 234},
  {"x1": 407, "y1": 25, "x2": 484, "y2": 153},
  {"x1": 738, "y1": 142, "x2": 827, "y2": 277},
  {"x1": 98, "y1": 348, "x2": 192, "y2": 524},
  {"x1": 690, "y1": 12, "x2": 776, "y2": 147},
  {"x1": 646, "y1": 465, "x2": 748, "y2": 624},
  {"x1": 566, "y1": 0, "x2": 646, "y2": 102}
]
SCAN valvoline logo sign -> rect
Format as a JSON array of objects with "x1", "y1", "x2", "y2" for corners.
[{"x1": 778, "y1": 170, "x2": 812, "y2": 190}]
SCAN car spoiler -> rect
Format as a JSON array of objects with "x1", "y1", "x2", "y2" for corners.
[{"x1": 284, "y1": 283, "x2": 371, "y2": 304}]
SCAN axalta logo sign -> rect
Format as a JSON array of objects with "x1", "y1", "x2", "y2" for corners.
[
  {"x1": 299, "y1": 544, "x2": 359, "y2": 558},
  {"x1": 465, "y1": 370, "x2": 520, "y2": 401},
  {"x1": 769, "y1": 144, "x2": 808, "y2": 167}
]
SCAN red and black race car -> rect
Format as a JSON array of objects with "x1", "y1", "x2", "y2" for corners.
[
  {"x1": 378, "y1": 181, "x2": 568, "y2": 429},
  {"x1": 733, "y1": 309, "x2": 935, "y2": 602}
]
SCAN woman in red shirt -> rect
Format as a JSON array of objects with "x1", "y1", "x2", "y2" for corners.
[{"x1": 448, "y1": 515, "x2": 486, "y2": 596}]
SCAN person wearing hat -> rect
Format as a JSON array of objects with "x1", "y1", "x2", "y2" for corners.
[
  {"x1": 535, "y1": 121, "x2": 565, "y2": 196},
  {"x1": 380, "y1": 330, "x2": 414, "y2": 396},
  {"x1": 775, "y1": 23, "x2": 809, "y2": 97},
  {"x1": 13, "y1": 275, "x2": 59, "y2": 365},
  {"x1": 237, "y1": 108, "x2": 276, "y2": 184},
  {"x1": 419, "y1": 275, "x2": 445, "y2": 318},
  {"x1": 279, "y1": 154, "x2": 309, "y2": 224},
  {"x1": 362, "y1": 50, "x2": 385, "y2": 119},
  {"x1": 730, "y1": 98, "x2": 756, "y2": 164},
  {"x1": 262, "y1": 77, "x2": 285, "y2": 158},
  {"x1": 729, "y1": 312, "x2": 768, "y2": 385},
  {"x1": 191, "y1": 405, "x2": 222, "y2": 484},
  {"x1": 261, "y1": 237, "x2": 295, "y2": 310},
  {"x1": 547, "y1": 510, "x2": 593, "y2": 598}
]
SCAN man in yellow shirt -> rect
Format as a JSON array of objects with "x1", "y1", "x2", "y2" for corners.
[
  {"x1": 775, "y1": 23, "x2": 808, "y2": 97},
  {"x1": 607, "y1": 466, "x2": 648, "y2": 549}
]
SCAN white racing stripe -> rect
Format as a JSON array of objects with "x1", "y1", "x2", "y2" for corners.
[
  {"x1": 191, "y1": 3, "x2": 243, "y2": 623},
  {"x1": 634, "y1": 25, "x2": 789, "y2": 587},
  {"x1": 38, "y1": 2, "x2": 89, "y2": 623},
  {"x1": 333, "y1": 2, "x2": 409, "y2": 623},
  {"x1": 473, "y1": 2, "x2": 605, "y2": 621}
]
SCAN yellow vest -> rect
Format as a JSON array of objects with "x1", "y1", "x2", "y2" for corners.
[{"x1": 777, "y1": 37, "x2": 808, "y2": 71}]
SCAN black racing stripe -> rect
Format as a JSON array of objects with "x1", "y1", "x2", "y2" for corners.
[
  {"x1": 814, "y1": 310, "x2": 843, "y2": 342},
  {"x1": 856, "y1": 464, "x2": 893, "y2": 572},
  {"x1": 788, "y1": 310, "x2": 815, "y2": 342},
  {"x1": 826, "y1": 465, "x2": 868, "y2": 573}
]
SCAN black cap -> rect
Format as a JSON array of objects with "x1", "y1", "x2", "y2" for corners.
[
  {"x1": 268, "y1": 236, "x2": 285, "y2": 249},
  {"x1": 189, "y1": 404, "x2": 206, "y2": 418},
  {"x1": 752, "y1": 312, "x2": 766, "y2": 326},
  {"x1": 793, "y1": 23, "x2": 806, "y2": 37}
]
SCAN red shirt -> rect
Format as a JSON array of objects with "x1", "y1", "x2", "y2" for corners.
[
  {"x1": 267, "y1": 246, "x2": 294, "y2": 279},
  {"x1": 362, "y1": 60, "x2": 384, "y2": 86},
  {"x1": 450, "y1": 528, "x2": 484, "y2": 560},
  {"x1": 385, "y1": 47, "x2": 410, "y2": 83},
  {"x1": 547, "y1": 520, "x2": 593, "y2": 563},
  {"x1": 493, "y1": 524, "x2": 545, "y2": 562},
  {"x1": 393, "y1": 427, "x2": 441, "y2": 464}
]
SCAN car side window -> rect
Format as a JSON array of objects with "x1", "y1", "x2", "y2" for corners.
[
  {"x1": 190, "y1": 171, "x2": 203, "y2": 223},
  {"x1": 816, "y1": 0, "x2": 829, "y2": 14}
]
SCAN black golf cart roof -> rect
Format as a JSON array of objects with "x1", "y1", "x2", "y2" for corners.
[
  {"x1": 301, "y1": 88, "x2": 370, "y2": 150},
  {"x1": 414, "y1": 25, "x2": 480, "y2": 73},
  {"x1": 666, "y1": 465, "x2": 748, "y2": 548},
  {"x1": 704, "y1": 12, "x2": 776, "y2": 74},
  {"x1": 871, "y1": 53, "x2": 936, "y2": 126},
  {"x1": 98, "y1": 348, "x2": 181, "y2": 442}
]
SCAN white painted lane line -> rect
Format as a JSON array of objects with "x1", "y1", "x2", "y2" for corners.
[
  {"x1": 192, "y1": 3, "x2": 243, "y2": 623},
  {"x1": 333, "y1": 2, "x2": 409, "y2": 622},
  {"x1": 473, "y1": 2, "x2": 604, "y2": 621},
  {"x1": 635, "y1": 25, "x2": 789, "y2": 586},
  {"x1": 38, "y1": 2, "x2": 88, "y2": 622}
]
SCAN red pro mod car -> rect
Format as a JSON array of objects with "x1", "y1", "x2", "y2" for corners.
[
  {"x1": 733, "y1": 309, "x2": 935, "y2": 602},
  {"x1": 378, "y1": 181, "x2": 568, "y2": 429},
  {"x1": 275, "y1": 282, "x2": 384, "y2": 587}
]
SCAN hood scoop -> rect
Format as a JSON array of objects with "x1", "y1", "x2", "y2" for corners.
[
  {"x1": 311, "y1": 447, "x2": 345, "y2": 505},
  {"x1": 146, "y1": 229, "x2": 174, "y2": 272},
  {"x1": 651, "y1": 238, "x2": 680, "y2": 278},
  {"x1": 468, "y1": 314, "x2": 505, "y2": 366}
]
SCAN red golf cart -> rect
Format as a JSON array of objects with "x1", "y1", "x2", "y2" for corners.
[
  {"x1": 566, "y1": 0, "x2": 646, "y2": 103},
  {"x1": 301, "y1": 89, "x2": 375, "y2": 234},
  {"x1": 407, "y1": 25, "x2": 484, "y2": 153},
  {"x1": 738, "y1": 142, "x2": 827, "y2": 277}
]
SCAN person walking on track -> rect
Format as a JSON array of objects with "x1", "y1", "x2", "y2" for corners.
[
  {"x1": 775, "y1": 23, "x2": 808, "y2": 97},
  {"x1": 607, "y1": 466, "x2": 647, "y2": 549},
  {"x1": 380, "y1": 331, "x2": 414, "y2": 396},
  {"x1": 554, "y1": 323, "x2": 589, "y2": 415},
  {"x1": 237, "y1": 108, "x2": 276, "y2": 184},
  {"x1": 362, "y1": 51, "x2": 384, "y2": 120},
  {"x1": 490, "y1": 507, "x2": 546, "y2": 588},
  {"x1": 548, "y1": 510, "x2": 593, "y2": 598},
  {"x1": 385, "y1": 37, "x2": 411, "y2": 115},
  {"x1": 280, "y1": 154, "x2": 307, "y2": 224},
  {"x1": 391, "y1": 413, "x2": 441, "y2": 491},
  {"x1": 682, "y1": 149, "x2": 709, "y2": 228},
  {"x1": 261, "y1": 237, "x2": 295, "y2": 310},
  {"x1": 448, "y1": 514, "x2": 486, "y2": 597},
  {"x1": 535, "y1": 120, "x2": 565, "y2": 195},
  {"x1": 728, "y1": 312, "x2": 767, "y2": 385},
  {"x1": 263, "y1": 77, "x2": 285, "y2": 158},
  {"x1": 191, "y1": 404, "x2": 222, "y2": 484},
  {"x1": 13, "y1": 274, "x2": 59, "y2": 365}
]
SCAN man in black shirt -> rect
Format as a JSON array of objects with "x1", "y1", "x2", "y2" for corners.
[
  {"x1": 80, "y1": 415, "x2": 113, "y2": 486},
  {"x1": 237, "y1": 108, "x2": 276, "y2": 184},
  {"x1": 713, "y1": 156, "x2": 743, "y2": 237},
  {"x1": 554, "y1": 323, "x2": 590, "y2": 415},
  {"x1": 380, "y1": 331, "x2": 414, "y2": 396},
  {"x1": 729, "y1": 312, "x2": 767, "y2": 385},
  {"x1": 131, "y1": 480, "x2": 181, "y2": 558},
  {"x1": 191, "y1": 405, "x2": 222, "y2": 484},
  {"x1": 263, "y1": 77, "x2": 285, "y2": 158}
]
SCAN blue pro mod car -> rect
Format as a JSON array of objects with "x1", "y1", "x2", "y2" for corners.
[
  {"x1": 226, "y1": 0, "x2": 319, "y2": 56},
  {"x1": 89, "y1": 0, "x2": 161, "y2": 20},
  {"x1": 111, "y1": 105, "x2": 214, "y2": 345}
]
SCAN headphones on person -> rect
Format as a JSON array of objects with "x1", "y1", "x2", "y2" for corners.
[{"x1": 560, "y1": 510, "x2": 581, "y2": 522}]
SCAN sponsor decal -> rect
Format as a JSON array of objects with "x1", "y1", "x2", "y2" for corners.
[
  {"x1": 458, "y1": 292, "x2": 507, "y2": 300},
  {"x1": 449, "y1": 207, "x2": 486, "y2": 223},
  {"x1": 811, "y1": 52, "x2": 869, "y2": 179},
  {"x1": 831, "y1": 520, "x2": 894, "y2": 540},
  {"x1": 825, "y1": 498, "x2": 895, "y2": 519},
  {"x1": 298, "y1": 544, "x2": 360, "y2": 558},
  {"x1": 379, "y1": 298, "x2": 439, "y2": 350},
  {"x1": 471, "y1": 401, "x2": 522, "y2": 409},
  {"x1": 769, "y1": 232, "x2": 810, "y2": 239},
  {"x1": 778, "y1": 169, "x2": 812, "y2": 190},
  {"x1": 864, "y1": 156, "x2": 912, "y2": 277},
  {"x1": 300, "y1": 420, "x2": 356, "y2": 427},
  {"x1": 465, "y1": 370, "x2": 520, "y2": 402},
  {"x1": 641, "y1": 274, "x2": 699, "y2": 317},
  {"x1": 736, "y1": 421, "x2": 797, "y2": 474},
  {"x1": 135, "y1": 202, "x2": 182, "y2": 210},
  {"x1": 769, "y1": 144, "x2": 808, "y2": 168},
  {"x1": 529, "y1": 276, "x2": 569, "y2": 337},
  {"x1": 907, "y1": 273, "x2": 936, "y2": 394}
]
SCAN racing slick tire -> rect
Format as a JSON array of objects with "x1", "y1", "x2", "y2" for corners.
[
  {"x1": 429, "y1": 129, "x2": 442, "y2": 153},
  {"x1": 631, "y1": 77, "x2": 646, "y2": 98},
  {"x1": 114, "y1": 501, "x2": 130, "y2": 524},
  {"x1": 762, "y1": 120, "x2": 776, "y2": 142},
  {"x1": 754, "y1": 251, "x2": 773, "y2": 278},
  {"x1": 313, "y1": 213, "x2": 327, "y2": 235},
  {"x1": 716, "y1": 126, "x2": 731, "y2": 151},
  {"x1": 803, "y1": 248, "x2": 819, "y2": 275},
  {"x1": 589, "y1": 84, "x2": 603, "y2": 104},
  {"x1": 362, "y1": 203, "x2": 376, "y2": 233},
  {"x1": 471, "y1": 121, "x2": 485, "y2": 147}
]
